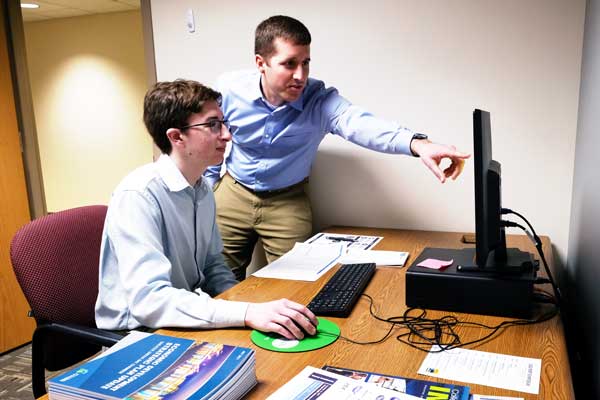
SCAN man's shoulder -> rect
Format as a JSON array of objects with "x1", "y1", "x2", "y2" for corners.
[
  {"x1": 307, "y1": 76, "x2": 326, "y2": 87},
  {"x1": 113, "y1": 162, "x2": 161, "y2": 195},
  {"x1": 303, "y1": 77, "x2": 343, "y2": 107},
  {"x1": 304, "y1": 77, "x2": 327, "y2": 95}
]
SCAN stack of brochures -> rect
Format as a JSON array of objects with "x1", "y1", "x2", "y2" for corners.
[
  {"x1": 47, "y1": 332, "x2": 256, "y2": 400},
  {"x1": 267, "y1": 365, "x2": 469, "y2": 400}
]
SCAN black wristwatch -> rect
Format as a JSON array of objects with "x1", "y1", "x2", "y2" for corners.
[{"x1": 410, "y1": 133, "x2": 429, "y2": 157}]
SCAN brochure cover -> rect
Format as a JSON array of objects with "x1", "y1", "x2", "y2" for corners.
[
  {"x1": 323, "y1": 365, "x2": 470, "y2": 400},
  {"x1": 267, "y1": 366, "x2": 420, "y2": 400},
  {"x1": 48, "y1": 333, "x2": 256, "y2": 400}
]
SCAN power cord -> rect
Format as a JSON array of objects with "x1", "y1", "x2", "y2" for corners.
[{"x1": 501, "y1": 207, "x2": 562, "y2": 305}]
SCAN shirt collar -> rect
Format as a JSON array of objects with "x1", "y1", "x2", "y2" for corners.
[
  {"x1": 249, "y1": 72, "x2": 263, "y2": 102},
  {"x1": 156, "y1": 154, "x2": 191, "y2": 192},
  {"x1": 288, "y1": 93, "x2": 304, "y2": 111}
]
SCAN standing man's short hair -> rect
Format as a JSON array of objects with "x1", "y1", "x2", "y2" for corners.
[
  {"x1": 254, "y1": 15, "x2": 312, "y2": 59},
  {"x1": 143, "y1": 79, "x2": 221, "y2": 154}
]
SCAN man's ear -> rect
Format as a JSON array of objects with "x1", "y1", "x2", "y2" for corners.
[
  {"x1": 166, "y1": 128, "x2": 185, "y2": 149},
  {"x1": 256, "y1": 54, "x2": 266, "y2": 73}
]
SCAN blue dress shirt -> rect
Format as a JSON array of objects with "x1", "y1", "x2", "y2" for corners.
[
  {"x1": 95, "y1": 154, "x2": 248, "y2": 330},
  {"x1": 204, "y1": 70, "x2": 416, "y2": 190}
]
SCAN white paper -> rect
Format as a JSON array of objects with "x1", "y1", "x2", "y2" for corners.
[
  {"x1": 472, "y1": 396, "x2": 524, "y2": 400},
  {"x1": 95, "y1": 331, "x2": 151, "y2": 359},
  {"x1": 252, "y1": 242, "x2": 345, "y2": 281},
  {"x1": 306, "y1": 232, "x2": 383, "y2": 251},
  {"x1": 338, "y1": 249, "x2": 409, "y2": 266},
  {"x1": 418, "y1": 345, "x2": 541, "y2": 394},
  {"x1": 267, "y1": 366, "x2": 420, "y2": 400}
]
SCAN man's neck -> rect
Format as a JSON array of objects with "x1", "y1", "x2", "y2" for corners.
[
  {"x1": 260, "y1": 76, "x2": 284, "y2": 107},
  {"x1": 169, "y1": 153, "x2": 205, "y2": 187}
]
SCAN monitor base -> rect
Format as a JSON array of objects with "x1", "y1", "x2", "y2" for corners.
[{"x1": 456, "y1": 247, "x2": 535, "y2": 273}]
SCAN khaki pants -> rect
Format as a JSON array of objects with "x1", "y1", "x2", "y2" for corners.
[{"x1": 214, "y1": 173, "x2": 313, "y2": 280}]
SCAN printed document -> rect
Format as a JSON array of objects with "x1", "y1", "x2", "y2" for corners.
[
  {"x1": 96, "y1": 331, "x2": 150, "y2": 358},
  {"x1": 338, "y1": 249, "x2": 409, "y2": 266},
  {"x1": 306, "y1": 232, "x2": 383, "y2": 251},
  {"x1": 418, "y1": 345, "x2": 541, "y2": 394},
  {"x1": 267, "y1": 366, "x2": 420, "y2": 400},
  {"x1": 252, "y1": 242, "x2": 345, "y2": 281}
]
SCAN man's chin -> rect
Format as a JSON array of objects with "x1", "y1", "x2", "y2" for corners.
[
  {"x1": 283, "y1": 92, "x2": 302, "y2": 102},
  {"x1": 210, "y1": 155, "x2": 225, "y2": 165}
]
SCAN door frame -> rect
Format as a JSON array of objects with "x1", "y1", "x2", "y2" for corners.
[{"x1": 3, "y1": 0, "x2": 45, "y2": 218}]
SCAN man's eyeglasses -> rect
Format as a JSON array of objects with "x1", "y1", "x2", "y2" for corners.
[{"x1": 180, "y1": 119, "x2": 236, "y2": 134}]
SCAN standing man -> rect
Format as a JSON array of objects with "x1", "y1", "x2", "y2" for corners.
[
  {"x1": 95, "y1": 79, "x2": 317, "y2": 340},
  {"x1": 204, "y1": 16, "x2": 470, "y2": 281}
]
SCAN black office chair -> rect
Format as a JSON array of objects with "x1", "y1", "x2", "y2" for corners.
[{"x1": 10, "y1": 205, "x2": 124, "y2": 398}]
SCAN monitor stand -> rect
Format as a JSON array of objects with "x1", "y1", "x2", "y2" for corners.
[
  {"x1": 457, "y1": 248, "x2": 535, "y2": 273},
  {"x1": 405, "y1": 247, "x2": 538, "y2": 318}
]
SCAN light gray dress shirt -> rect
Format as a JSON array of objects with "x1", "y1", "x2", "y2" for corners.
[{"x1": 95, "y1": 154, "x2": 248, "y2": 330}]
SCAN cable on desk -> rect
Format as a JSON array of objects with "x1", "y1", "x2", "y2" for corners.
[
  {"x1": 318, "y1": 209, "x2": 562, "y2": 352},
  {"x1": 318, "y1": 293, "x2": 559, "y2": 352}
]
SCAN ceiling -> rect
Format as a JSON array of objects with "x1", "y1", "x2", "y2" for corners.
[{"x1": 21, "y1": 0, "x2": 140, "y2": 22}]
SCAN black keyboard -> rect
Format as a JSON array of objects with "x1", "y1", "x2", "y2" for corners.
[{"x1": 307, "y1": 263, "x2": 376, "y2": 317}]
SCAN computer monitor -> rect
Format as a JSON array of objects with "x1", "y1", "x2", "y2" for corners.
[
  {"x1": 473, "y1": 109, "x2": 506, "y2": 267},
  {"x1": 405, "y1": 109, "x2": 537, "y2": 317},
  {"x1": 460, "y1": 109, "x2": 532, "y2": 273}
]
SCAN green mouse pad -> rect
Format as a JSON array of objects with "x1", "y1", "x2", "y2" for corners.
[{"x1": 250, "y1": 317, "x2": 340, "y2": 352}]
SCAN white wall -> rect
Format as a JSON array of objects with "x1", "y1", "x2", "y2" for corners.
[
  {"x1": 150, "y1": 0, "x2": 584, "y2": 264},
  {"x1": 24, "y1": 11, "x2": 152, "y2": 212}
]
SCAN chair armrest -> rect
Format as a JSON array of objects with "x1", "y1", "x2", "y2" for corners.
[{"x1": 35, "y1": 322, "x2": 124, "y2": 347}]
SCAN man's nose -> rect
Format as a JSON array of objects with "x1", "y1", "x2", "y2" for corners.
[
  {"x1": 220, "y1": 124, "x2": 233, "y2": 141},
  {"x1": 293, "y1": 65, "x2": 307, "y2": 81}
]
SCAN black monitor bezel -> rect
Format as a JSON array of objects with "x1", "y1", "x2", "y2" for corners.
[{"x1": 473, "y1": 109, "x2": 506, "y2": 268}]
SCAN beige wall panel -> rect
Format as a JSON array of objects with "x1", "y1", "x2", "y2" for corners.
[{"x1": 24, "y1": 11, "x2": 152, "y2": 212}]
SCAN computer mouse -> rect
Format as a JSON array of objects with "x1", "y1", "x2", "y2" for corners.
[{"x1": 291, "y1": 318, "x2": 318, "y2": 338}]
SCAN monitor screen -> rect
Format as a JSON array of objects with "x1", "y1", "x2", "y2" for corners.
[{"x1": 473, "y1": 109, "x2": 507, "y2": 268}]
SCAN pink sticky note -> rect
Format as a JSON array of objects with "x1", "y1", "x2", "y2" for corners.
[{"x1": 417, "y1": 258, "x2": 454, "y2": 270}]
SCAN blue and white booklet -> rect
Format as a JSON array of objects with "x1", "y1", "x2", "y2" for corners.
[
  {"x1": 48, "y1": 332, "x2": 256, "y2": 400},
  {"x1": 323, "y1": 365, "x2": 470, "y2": 400}
]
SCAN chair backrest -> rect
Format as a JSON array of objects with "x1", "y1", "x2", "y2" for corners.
[{"x1": 10, "y1": 205, "x2": 108, "y2": 327}]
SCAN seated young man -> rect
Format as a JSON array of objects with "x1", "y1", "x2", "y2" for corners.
[{"x1": 95, "y1": 79, "x2": 316, "y2": 340}]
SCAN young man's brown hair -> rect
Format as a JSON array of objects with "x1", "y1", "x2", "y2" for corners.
[{"x1": 143, "y1": 79, "x2": 221, "y2": 154}]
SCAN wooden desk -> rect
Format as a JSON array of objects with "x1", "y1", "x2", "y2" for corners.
[
  {"x1": 156, "y1": 227, "x2": 573, "y2": 399},
  {"x1": 38, "y1": 228, "x2": 572, "y2": 399}
]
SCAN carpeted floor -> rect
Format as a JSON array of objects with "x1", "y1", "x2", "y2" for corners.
[
  {"x1": 0, "y1": 343, "x2": 36, "y2": 400},
  {"x1": 0, "y1": 343, "x2": 90, "y2": 400}
]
